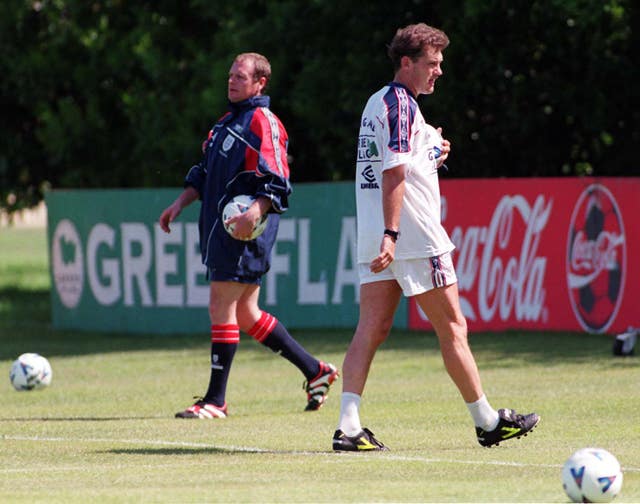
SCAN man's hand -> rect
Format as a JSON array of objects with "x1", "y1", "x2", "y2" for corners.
[
  {"x1": 225, "y1": 196, "x2": 271, "y2": 241},
  {"x1": 225, "y1": 203, "x2": 263, "y2": 241},
  {"x1": 158, "y1": 202, "x2": 182, "y2": 233},
  {"x1": 369, "y1": 234, "x2": 396, "y2": 273},
  {"x1": 158, "y1": 186, "x2": 199, "y2": 233},
  {"x1": 436, "y1": 127, "x2": 451, "y2": 168}
]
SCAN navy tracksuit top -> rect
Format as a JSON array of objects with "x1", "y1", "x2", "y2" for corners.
[{"x1": 184, "y1": 95, "x2": 291, "y2": 280}]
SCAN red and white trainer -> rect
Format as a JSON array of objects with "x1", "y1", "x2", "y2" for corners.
[
  {"x1": 175, "y1": 399, "x2": 228, "y2": 419},
  {"x1": 304, "y1": 362, "x2": 339, "y2": 411}
]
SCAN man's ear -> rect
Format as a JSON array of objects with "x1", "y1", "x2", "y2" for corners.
[
  {"x1": 400, "y1": 55, "x2": 413, "y2": 71},
  {"x1": 257, "y1": 76, "x2": 267, "y2": 92}
]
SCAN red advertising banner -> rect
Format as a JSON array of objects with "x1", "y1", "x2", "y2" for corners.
[{"x1": 408, "y1": 177, "x2": 639, "y2": 334}]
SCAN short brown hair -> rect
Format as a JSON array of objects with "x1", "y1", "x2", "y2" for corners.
[
  {"x1": 234, "y1": 52, "x2": 272, "y2": 85},
  {"x1": 387, "y1": 23, "x2": 449, "y2": 70}
]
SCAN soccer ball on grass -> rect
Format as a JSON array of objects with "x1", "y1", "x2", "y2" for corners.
[
  {"x1": 562, "y1": 447, "x2": 623, "y2": 503},
  {"x1": 10, "y1": 353, "x2": 52, "y2": 391},
  {"x1": 222, "y1": 195, "x2": 268, "y2": 241}
]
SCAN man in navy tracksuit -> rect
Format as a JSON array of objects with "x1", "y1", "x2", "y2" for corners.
[{"x1": 159, "y1": 52, "x2": 338, "y2": 419}]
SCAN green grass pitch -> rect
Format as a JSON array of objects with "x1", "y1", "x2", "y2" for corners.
[{"x1": 0, "y1": 227, "x2": 638, "y2": 502}]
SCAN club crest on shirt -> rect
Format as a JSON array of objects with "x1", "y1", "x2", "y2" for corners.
[{"x1": 222, "y1": 134, "x2": 235, "y2": 152}]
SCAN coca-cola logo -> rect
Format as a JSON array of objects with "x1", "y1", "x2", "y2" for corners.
[
  {"x1": 566, "y1": 184, "x2": 626, "y2": 333},
  {"x1": 448, "y1": 195, "x2": 551, "y2": 324}
]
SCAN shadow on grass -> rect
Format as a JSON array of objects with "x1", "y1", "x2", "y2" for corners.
[
  {"x1": 104, "y1": 447, "x2": 269, "y2": 456},
  {"x1": 1, "y1": 287, "x2": 636, "y2": 370},
  {"x1": 0, "y1": 287, "x2": 50, "y2": 324},
  {"x1": 0, "y1": 416, "x2": 166, "y2": 422}
]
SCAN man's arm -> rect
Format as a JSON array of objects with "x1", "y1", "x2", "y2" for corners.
[
  {"x1": 370, "y1": 164, "x2": 405, "y2": 273},
  {"x1": 250, "y1": 109, "x2": 291, "y2": 213},
  {"x1": 158, "y1": 186, "x2": 200, "y2": 233}
]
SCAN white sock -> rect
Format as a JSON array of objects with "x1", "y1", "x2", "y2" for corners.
[
  {"x1": 466, "y1": 394, "x2": 500, "y2": 431},
  {"x1": 338, "y1": 392, "x2": 362, "y2": 436}
]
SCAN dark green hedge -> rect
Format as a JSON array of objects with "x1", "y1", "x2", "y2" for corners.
[{"x1": 1, "y1": 0, "x2": 638, "y2": 213}]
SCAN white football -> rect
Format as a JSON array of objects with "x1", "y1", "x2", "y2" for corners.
[
  {"x1": 10, "y1": 353, "x2": 53, "y2": 391},
  {"x1": 562, "y1": 448, "x2": 623, "y2": 503},
  {"x1": 222, "y1": 195, "x2": 268, "y2": 241}
]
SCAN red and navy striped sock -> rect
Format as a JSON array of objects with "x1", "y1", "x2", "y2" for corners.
[
  {"x1": 203, "y1": 324, "x2": 239, "y2": 406},
  {"x1": 248, "y1": 311, "x2": 319, "y2": 379}
]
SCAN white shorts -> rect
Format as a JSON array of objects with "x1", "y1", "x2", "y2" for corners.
[{"x1": 359, "y1": 252, "x2": 457, "y2": 297}]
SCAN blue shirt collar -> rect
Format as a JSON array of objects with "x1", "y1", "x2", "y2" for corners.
[
  {"x1": 388, "y1": 81, "x2": 416, "y2": 99},
  {"x1": 229, "y1": 95, "x2": 270, "y2": 112}
]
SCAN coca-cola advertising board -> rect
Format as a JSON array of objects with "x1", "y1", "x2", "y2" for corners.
[{"x1": 409, "y1": 177, "x2": 639, "y2": 334}]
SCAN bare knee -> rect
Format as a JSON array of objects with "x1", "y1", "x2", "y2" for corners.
[
  {"x1": 234, "y1": 305, "x2": 260, "y2": 332},
  {"x1": 377, "y1": 315, "x2": 396, "y2": 342},
  {"x1": 438, "y1": 319, "x2": 470, "y2": 352},
  {"x1": 452, "y1": 316, "x2": 468, "y2": 340},
  {"x1": 209, "y1": 300, "x2": 244, "y2": 326},
  {"x1": 354, "y1": 315, "x2": 394, "y2": 349}
]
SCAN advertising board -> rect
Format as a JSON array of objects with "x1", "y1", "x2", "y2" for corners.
[{"x1": 47, "y1": 178, "x2": 638, "y2": 334}]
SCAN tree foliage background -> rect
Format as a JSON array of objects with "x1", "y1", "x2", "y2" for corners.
[{"x1": 1, "y1": 0, "x2": 638, "y2": 214}]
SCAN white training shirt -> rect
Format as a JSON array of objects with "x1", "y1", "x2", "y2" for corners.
[{"x1": 355, "y1": 82, "x2": 455, "y2": 263}]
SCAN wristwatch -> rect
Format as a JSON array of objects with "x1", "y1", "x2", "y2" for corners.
[{"x1": 383, "y1": 228, "x2": 399, "y2": 242}]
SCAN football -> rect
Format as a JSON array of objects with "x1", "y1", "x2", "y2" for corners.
[
  {"x1": 222, "y1": 195, "x2": 268, "y2": 241},
  {"x1": 10, "y1": 353, "x2": 53, "y2": 391},
  {"x1": 562, "y1": 448, "x2": 623, "y2": 503}
]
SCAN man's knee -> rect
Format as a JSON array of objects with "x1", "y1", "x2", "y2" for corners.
[
  {"x1": 454, "y1": 316, "x2": 468, "y2": 336},
  {"x1": 355, "y1": 318, "x2": 393, "y2": 347},
  {"x1": 437, "y1": 318, "x2": 468, "y2": 346},
  {"x1": 235, "y1": 304, "x2": 252, "y2": 327}
]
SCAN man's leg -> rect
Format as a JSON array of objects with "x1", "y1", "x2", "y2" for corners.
[
  {"x1": 414, "y1": 283, "x2": 499, "y2": 429},
  {"x1": 176, "y1": 281, "x2": 243, "y2": 419},
  {"x1": 237, "y1": 285, "x2": 318, "y2": 376},
  {"x1": 236, "y1": 285, "x2": 339, "y2": 411},
  {"x1": 333, "y1": 280, "x2": 401, "y2": 451},
  {"x1": 415, "y1": 283, "x2": 539, "y2": 446},
  {"x1": 342, "y1": 280, "x2": 402, "y2": 396},
  {"x1": 414, "y1": 283, "x2": 483, "y2": 403}
]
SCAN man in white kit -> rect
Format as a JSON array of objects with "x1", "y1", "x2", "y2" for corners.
[{"x1": 332, "y1": 23, "x2": 540, "y2": 451}]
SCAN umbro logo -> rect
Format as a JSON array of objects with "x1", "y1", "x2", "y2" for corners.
[{"x1": 360, "y1": 165, "x2": 379, "y2": 189}]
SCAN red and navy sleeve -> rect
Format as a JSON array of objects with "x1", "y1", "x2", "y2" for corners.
[{"x1": 246, "y1": 108, "x2": 291, "y2": 213}]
